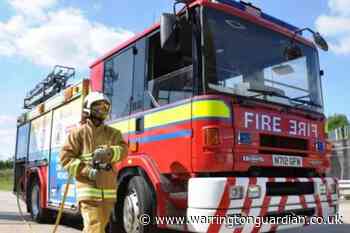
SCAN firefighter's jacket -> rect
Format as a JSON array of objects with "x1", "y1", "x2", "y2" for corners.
[{"x1": 60, "y1": 119, "x2": 127, "y2": 202}]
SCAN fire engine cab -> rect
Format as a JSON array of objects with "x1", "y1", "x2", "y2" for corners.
[{"x1": 14, "y1": 1, "x2": 338, "y2": 233}]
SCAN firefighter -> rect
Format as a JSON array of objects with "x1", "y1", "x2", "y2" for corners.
[{"x1": 60, "y1": 92, "x2": 127, "y2": 233}]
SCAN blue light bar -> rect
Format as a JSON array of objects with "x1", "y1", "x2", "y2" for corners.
[{"x1": 214, "y1": 0, "x2": 300, "y2": 32}]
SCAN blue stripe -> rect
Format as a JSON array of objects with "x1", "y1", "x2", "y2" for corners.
[{"x1": 129, "y1": 129, "x2": 192, "y2": 144}]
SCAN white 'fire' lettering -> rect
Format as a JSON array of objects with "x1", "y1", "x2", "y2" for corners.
[{"x1": 243, "y1": 112, "x2": 319, "y2": 137}]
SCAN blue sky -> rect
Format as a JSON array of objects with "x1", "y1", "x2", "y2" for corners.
[{"x1": 0, "y1": 0, "x2": 349, "y2": 160}]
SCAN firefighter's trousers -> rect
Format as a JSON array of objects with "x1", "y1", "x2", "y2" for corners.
[{"x1": 80, "y1": 201, "x2": 115, "y2": 233}]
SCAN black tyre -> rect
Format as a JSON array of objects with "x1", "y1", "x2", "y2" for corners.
[
  {"x1": 109, "y1": 176, "x2": 157, "y2": 233},
  {"x1": 29, "y1": 181, "x2": 51, "y2": 223}
]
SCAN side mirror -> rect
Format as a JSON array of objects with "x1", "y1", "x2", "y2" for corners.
[
  {"x1": 293, "y1": 28, "x2": 329, "y2": 52},
  {"x1": 160, "y1": 13, "x2": 179, "y2": 52},
  {"x1": 313, "y1": 32, "x2": 329, "y2": 51}
]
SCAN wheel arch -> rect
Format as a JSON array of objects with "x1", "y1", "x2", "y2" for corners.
[
  {"x1": 115, "y1": 154, "x2": 168, "y2": 222},
  {"x1": 117, "y1": 166, "x2": 157, "y2": 204},
  {"x1": 26, "y1": 167, "x2": 48, "y2": 209}
]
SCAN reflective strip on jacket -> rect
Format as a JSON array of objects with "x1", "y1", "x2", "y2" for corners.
[{"x1": 59, "y1": 119, "x2": 128, "y2": 202}]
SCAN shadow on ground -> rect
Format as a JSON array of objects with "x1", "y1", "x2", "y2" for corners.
[{"x1": 0, "y1": 210, "x2": 83, "y2": 230}]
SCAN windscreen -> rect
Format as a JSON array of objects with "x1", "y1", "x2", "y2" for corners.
[{"x1": 203, "y1": 7, "x2": 323, "y2": 112}]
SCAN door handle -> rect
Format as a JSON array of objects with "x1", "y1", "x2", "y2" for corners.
[{"x1": 135, "y1": 117, "x2": 144, "y2": 133}]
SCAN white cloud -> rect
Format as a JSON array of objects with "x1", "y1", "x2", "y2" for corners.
[
  {"x1": 315, "y1": 15, "x2": 350, "y2": 36},
  {"x1": 0, "y1": 15, "x2": 26, "y2": 55},
  {"x1": 316, "y1": 0, "x2": 350, "y2": 55},
  {"x1": 329, "y1": 0, "x2": 350, "y2": 16},
  {"x1": 330, "y1": 36, "x2": 350, "y2": 55},
  {"x1": 9, "y1": 0, "x2": 57, "y2": 20},
  {"x1": 0, "y1": 0, "x2": 134, "y2": 68}
]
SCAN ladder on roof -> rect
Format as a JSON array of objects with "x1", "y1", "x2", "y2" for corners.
[{"x1": 24, "y1": 65, "x2": 75, "y2": 109}]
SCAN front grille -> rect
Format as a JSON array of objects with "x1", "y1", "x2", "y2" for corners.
[
  {"x1": 266, "y1": 208, "x2": 315, "y2": 218},
  {"x1": 267, "y1": 182, "x2": 314, "y2": 196},
  {"x1": 260, "y1": 134, "x2": 308, "y2": 151}
]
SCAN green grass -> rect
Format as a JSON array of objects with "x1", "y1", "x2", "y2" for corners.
[{"x1": 0, "y1": 169, "x2": 13, "y2": 191}]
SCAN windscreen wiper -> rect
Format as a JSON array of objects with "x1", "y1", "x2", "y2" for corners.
[
  {"x1": 248, "y1": 88, "x2": 285, "y2": 98},
  {"x1": 291, "y1": 98, "x2": 322, "y2": 108},
  {"x1": 290, "y1": 94, "x2": 322, "y2": 108},
  {"x1": 249, "y1": 88, "x2": 322, "y2": 108}
]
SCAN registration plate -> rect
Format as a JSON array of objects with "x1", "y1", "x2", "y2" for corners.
[{"x1": 272, "y1": 155, "x2": 303, "y2": 167}]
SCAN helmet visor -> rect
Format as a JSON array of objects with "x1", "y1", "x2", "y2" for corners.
[{"x1": 91, "y1": 101, "x2": 110, "y2": 120}]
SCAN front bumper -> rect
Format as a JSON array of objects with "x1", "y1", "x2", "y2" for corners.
[{"x1": 187, "y1": 177, "x2": 338, "y2": 233}]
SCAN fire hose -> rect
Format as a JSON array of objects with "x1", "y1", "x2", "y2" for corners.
[
  {"x1": 16, "y1": 177, "x2": 35, "y2": 233},
  {"x1": 16, "y1": 146, "x2": 112, "y2": 233}
]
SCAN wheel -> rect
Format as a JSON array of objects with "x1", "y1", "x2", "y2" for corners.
[
  {"x1": 109, "y1": 176, "x2": 157, "y2": 233},
  {"x1": 29, "y1": 181, "x2": 51, "y2": 223}
]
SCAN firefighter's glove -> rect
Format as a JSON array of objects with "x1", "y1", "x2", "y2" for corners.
[
  {"x1": 92, "y1": 146, "x2": 113, "y2": 165},
  {"x1": 88, "y1": 168, "x2": 98, "y2": 181},
  {"x1": 81, "y1": 165, "x2": 98, "y2": 181}
]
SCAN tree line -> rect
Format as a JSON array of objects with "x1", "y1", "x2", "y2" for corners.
[
  {"x1": 326, "y1": 114, "x2": 350, "y2": 132},
  {"x1": 0, "y1": 159, "x2": 13, "y2": 170}
]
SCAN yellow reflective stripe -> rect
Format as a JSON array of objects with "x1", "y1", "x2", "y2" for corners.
[
  {"x1": 111, "y1": 146, "x2": 121, "y2": 162},
  {"x1": 78, "y1": 195, "x2": 116, "y2": 199},
  {"x1": 67, "y1": 159, "x2": 81, "y2": 177},
  {"x1": 192, "y1": 100, "x2": 231, "y2": 119},
  {"x1": 104, "y1": 191, "x2": 117, "y2": 198},
  {"x1": 144, "y1": 103, "x2": 191, "y2": 129},
  {"x1": 110, "y1": 120, "x2": 130, "y2": 134},
  {"x1": 80, "y1": 153, "x2": 92, "y2": 161},
  {"x1": 77, "y1": 187, "x2": 117, "y2": 199},
  {"x1": 110, "y1": 99, "x2": 231, "y2": 135},
  {"x1": 103, "y1": 189, "x2": 117, "y2": 194},
  {"x1": 78, "y1": 188, "x2": 116, "y2": 194},
  {"x1": 78, "y1": 194, "x2": 102, "y2": 198}
]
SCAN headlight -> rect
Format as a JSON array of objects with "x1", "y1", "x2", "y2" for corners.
[
  {"x1": 247, "y1": 185, "x2": 261, "y2": 199},
  {"x1": 319, "y1": 184, "x2": 327, "y2": 194},
  {"x1": 230, "y1": 186, "x2": 244, "y2": 199}
]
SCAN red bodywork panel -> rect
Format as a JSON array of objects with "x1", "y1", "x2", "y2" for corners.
[
  {"x1": 129, "y1": 121, "x2": 192, "y2": 174},
  {"x1": 232, "y1": 102, "x2": 328, "y2": 174},
  {"x1": 192, "y1": 119, "x2": 234, "y2": 172},
  {"x1": 25, "y1": 166, "x2": 48, "y2": 209},
  {"x1": 89, "y1": 0, "x2": 326, "y2": 222},
  {"x1": 90, "y1": 62, "x2": 104, "y2": 92},
  {"x1": 112, "y1": 95, "x2": 328, "y2": 219}
]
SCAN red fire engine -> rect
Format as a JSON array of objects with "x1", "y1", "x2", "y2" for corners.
[{"x1": 14, "y1": 1, "x2": 338, "y2": 233}]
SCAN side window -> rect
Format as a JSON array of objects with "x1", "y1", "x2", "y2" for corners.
[
  {"x1": 28, "y1": 113, "x2": 52, "y2": 161},
  {"x1": 131, "y1": 40, "x2": 147, "y2": 113},
  {"x1": 15, "y1": 123, "x2": 30, "y2": 160},
  {"x1": 104, "y1": 48, "x2": 134, "y2": 119},
  {"x1": 146, "y1": 21, "x2": 193, "y2": 109}
]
